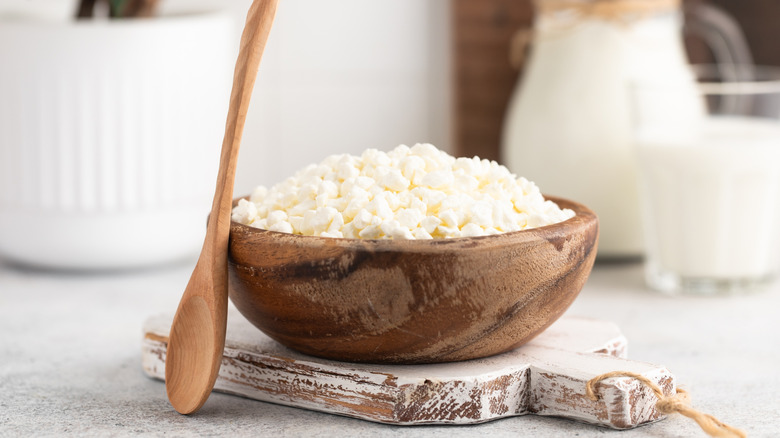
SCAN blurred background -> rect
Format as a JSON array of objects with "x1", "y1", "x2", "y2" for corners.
[
  {"x1": 166, "y1": 0, "x2": 454, "y2": 196},
  {"x1": 11, "y1": 0, "x2": 777, "y2": 195},
  {"x1": 1, "y1": 0, "x2": 779, "y2": 276},
  {"x1": 0, "y1": 0, "x2": 453, "y2": 268},
  {"x1": 170, "y1": 0, "x2": 780, "y2": 194},
  {"x1": 453, "y1": 0, "x2": 780, "y2": 163}
]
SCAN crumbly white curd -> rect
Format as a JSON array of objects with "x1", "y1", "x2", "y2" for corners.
[{"x1": 232, "y1": 144, "x2": 575, "y2": 239}]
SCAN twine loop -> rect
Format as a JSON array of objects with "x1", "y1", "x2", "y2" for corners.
[{"x1": 586, "y1": 371, "x2": 746, "y2": 438}]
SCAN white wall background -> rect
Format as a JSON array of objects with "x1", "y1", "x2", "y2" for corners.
[{"x1": 162, "y1": 0, "x2": 453, "y2": 196}]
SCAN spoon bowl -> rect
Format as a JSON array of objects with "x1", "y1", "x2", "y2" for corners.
[{"x1": 227, "y1": 195, "x2": 598, "y2": 364}]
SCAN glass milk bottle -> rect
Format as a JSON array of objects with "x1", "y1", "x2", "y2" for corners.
[{"x1": 501, "y1": 0, "x2": 744, "y2": 259}]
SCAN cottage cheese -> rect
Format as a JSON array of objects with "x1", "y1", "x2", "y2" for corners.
[{"x1": 232, "y1": 144, "x2": 574, "y2": 239}]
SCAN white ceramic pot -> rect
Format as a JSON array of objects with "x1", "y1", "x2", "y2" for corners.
[{"x1": 0, "y1": 12, "x2": 233, "y2": 270}]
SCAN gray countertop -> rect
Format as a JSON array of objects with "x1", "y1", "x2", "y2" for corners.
[{"x1": 1, "y1": 259, "x2": 778, "y2": 437}]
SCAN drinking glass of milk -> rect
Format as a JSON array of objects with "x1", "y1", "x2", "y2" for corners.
[{"x1": 633, "y1": 65, "x2": 780, "y2": 294}]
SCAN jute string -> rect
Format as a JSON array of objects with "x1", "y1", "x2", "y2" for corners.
[
  {"x1": 510, "y1": 0, "x2": 680, "y2": 69},
  {"x1": 586, "y1": 371, "x2": 747, "y2": 438}
]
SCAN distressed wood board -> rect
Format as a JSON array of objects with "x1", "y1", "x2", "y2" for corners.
[{"x1": 142, "y1": 311, "x2": 675, "y2": 428}]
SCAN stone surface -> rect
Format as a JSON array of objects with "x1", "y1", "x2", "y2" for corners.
[{"x1": 1, "y1": 259, "x2": 778, "y2": 437}]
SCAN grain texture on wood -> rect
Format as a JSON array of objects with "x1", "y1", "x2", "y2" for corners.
[
  {"x1": 226, "y1": 196, "x2": 598, "y2": 365},
  {"x1": 164, "y1": 0, "x2": 279, "y2": 415},
  {"x1": 453, "y1": 0, "x2": 533, "y2": 162},
  {"x1": 142, "y1": 312, "x2": 674, "y2": 428}
]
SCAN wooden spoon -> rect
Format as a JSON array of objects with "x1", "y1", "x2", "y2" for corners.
[{"x1": 165, "y1": 0, "x2": 279, "y2": 415}]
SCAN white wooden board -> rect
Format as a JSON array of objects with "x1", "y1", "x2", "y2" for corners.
[{"x1": 142, "y1": 311, "x2": 675, "y2": 428}]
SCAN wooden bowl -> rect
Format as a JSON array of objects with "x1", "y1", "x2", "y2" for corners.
[{"x1": 227, "y1": 196, "x2": 598, "y2": 364}]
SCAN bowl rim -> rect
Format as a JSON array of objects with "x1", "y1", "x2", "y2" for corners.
[{"x1": 229, "y1": 194, "x2": 597, "y2": 251}]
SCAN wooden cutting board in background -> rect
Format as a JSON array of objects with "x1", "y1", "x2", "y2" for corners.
[{"x1": 452, "y1": 0, "x2": 780, "y2": 164}]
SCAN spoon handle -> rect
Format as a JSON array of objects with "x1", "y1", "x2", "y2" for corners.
[{"x1": 207, "y1": 0, "x2": 279, "y2": 261}]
